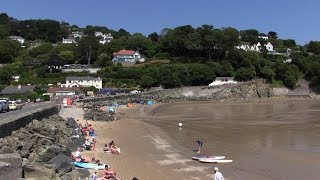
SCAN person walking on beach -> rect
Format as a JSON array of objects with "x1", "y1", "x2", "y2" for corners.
[
  {"x1": 193, "y1": 139, "x2": 203, "y2": 153},
  {"x1": 90, "y1": 167, "x2": 99, "y2": 180},
  {"x1": 213, "y1": 167, "x2": 224, "y2": 180}
]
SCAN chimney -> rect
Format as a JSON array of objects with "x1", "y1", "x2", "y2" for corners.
[{"x1": 18, "y1": 85, "x2": 21, "y2": 89}]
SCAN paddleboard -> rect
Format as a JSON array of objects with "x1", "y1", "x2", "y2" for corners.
[
  {"x1": 198, "y1": 158, "x2": 233, "y2": 163},
  {"x1": 192, "y1": 155, "x2": 225, "y2": 160},
  {"x1": 72, "y1": 162, "x2": 107, "y2": 169}
]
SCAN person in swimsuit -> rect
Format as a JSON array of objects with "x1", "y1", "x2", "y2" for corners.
[{"x1": 193, "y1": 139, "x2": 203, "y2": 153}]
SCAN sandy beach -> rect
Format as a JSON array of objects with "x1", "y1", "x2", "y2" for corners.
[
  {"x1": 60, "y1": 105, "x2": 215, "y2": 180},
  {"x1": 60, "y1": 98, "x2": 320, "y2": 180}
]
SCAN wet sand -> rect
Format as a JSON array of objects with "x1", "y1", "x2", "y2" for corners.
[
  {"x1": 60, "y1": 98, "x2": 320, "y2": 180},
  {"x1": 144, "y1": 99, "x2": 320, "y2": 180}
]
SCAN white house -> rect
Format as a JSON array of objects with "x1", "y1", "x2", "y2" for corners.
[
  {"x1": 62, "y1": 38, "x2": 76, "y2": 44},
  {"x1": 71, "y1": 31, "x2": 84, "y2": 39},
  {"x1": 258, "y1": 35, "x2": 269, "y2": 40},
  {"x1": 9, "y1": 36, "x2": 25, "y2": 44},
  {"x1": 209, "y1": 77, "x2": 237, "y2": 86},
  {"x1": 62, "y1": 76, "x2": 103, "y2": 89},
  {"x1": 265, "y1": 42, "x2": 274, "y2": 52},
  {"x1": 95, "y1": 31, "x2": 104, "y2": 37},
  {"x1": 236, "y1": 42, "x2": 274, "y2": 53},
  {"x1": 95, "y1": 32, "x2": 113, "y2": 44},
  {"x1": 112, "y1": 49, "x2": 145, "y2": 63}
]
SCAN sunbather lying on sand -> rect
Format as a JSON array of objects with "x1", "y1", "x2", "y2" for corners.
[
  {"x1": 103, "y1": 141, "x2": 120, "y2": 154},
  {"x1": 71, "y1": 152, "x2": 100, "y2": 163}
]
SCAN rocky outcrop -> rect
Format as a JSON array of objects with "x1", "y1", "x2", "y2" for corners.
[
  {"x1": 0, "y1": 115, "x2": 84, "y2": 179},
  {"x1": 84, "y1": 110, "x2": 119, "y2": 122},
  {"x1": 81, "y1": 79, "x2": 272, "y2": 104}
]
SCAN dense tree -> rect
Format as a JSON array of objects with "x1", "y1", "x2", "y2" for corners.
[
  {"x1": 260, "y1": 66, "x2": 275, "y2": 82},
  {"x1": 94, "y1": 53, "x2": 112, "y2": 67},
  {"x1": 58, "y1": 51, "x2": 75, "y2": 64},
  {"x1": 0, "y1": 39, "x2": 21, "y2": 63},
  {"x1": 140, "y1": 75, "x2": 155, "y2": 88},
  {"x1": 77, "y1": 36, "x2": 101, "y2": 65},
  {"x1": 29, "y1": 43, "x2": 53, "y2": 57},
  {"x1": 148, "y1": 32, "x2": 159, "y2": 42},
  {"x1": 306, "y1": 41, "x2": 320, "y2": 55},
  {"x1": 268, "y1": 31, "x2": 278, "y2": 39}
]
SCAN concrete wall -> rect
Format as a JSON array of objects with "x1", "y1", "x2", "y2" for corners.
[
  {"x1": 273, "y1": 87, "x2": 289, "y2": 96},
  {"x1": 0, "y1": 104, "x2": 60, "y2": 138}
]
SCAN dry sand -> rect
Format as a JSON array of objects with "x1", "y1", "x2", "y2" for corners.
[{"x1": 60, "y1": 105, "x2": 215, "y2": 180}]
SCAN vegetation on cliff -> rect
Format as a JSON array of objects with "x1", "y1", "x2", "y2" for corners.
[{"x1": 0, "y1": 13, "x2": 320, "y2": 90}]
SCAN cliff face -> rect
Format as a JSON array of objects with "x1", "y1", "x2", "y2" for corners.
[{"x1": 81, "y1": 79, "x2": 273, "y2": 103}]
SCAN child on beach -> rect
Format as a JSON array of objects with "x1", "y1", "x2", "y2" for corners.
[
  {"x1": 193, "y1": 139, "x2": 203, "y2": 154},
  {"x1": 90, "y1": 168, "x2": 99, "y2": 180}
]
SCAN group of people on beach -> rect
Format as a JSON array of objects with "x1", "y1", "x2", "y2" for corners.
[{"x1": 70, "y1": 120, "x2": 129, "y2": 180}]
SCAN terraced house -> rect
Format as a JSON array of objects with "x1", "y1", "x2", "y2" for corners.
[{"x1": 62, "y1": 76, "x2": 103, "y2": 89}]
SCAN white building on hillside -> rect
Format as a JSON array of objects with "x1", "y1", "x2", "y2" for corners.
[
  {"x1": 62, "y1": 76, "x2": 103, "y2": 89},
  {"x1": 71, "y1": 31, "x2": 84, "y2": 39},
  {"x1": 95, "y1": 32, "x2": 113, "y2": 44},
  {"x1": 209, "y1": 77, "x2": 237, "y2": 86},
  {"x1": 112, "y1": 49, "x2": 145, "y2": 63},
  {"x1": 236, "y1": 42, "x2": 274, "y2": 53},
  {"x1": 9, "y1": 36, "x2": 25, "y2": 44},
  {"x1": 258, "y1": 35, "x2": 269, "y2": 40},
  {"x1": 62, "y1": 38, "x2": 76, "y2": 44}
]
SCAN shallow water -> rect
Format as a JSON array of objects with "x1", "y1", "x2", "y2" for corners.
[{"x1": 145, "y1": 100, "x2": 320, "y2": 179}]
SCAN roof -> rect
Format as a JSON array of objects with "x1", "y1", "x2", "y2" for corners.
[
  {"x1": 66, "y1": 76, "x2": 101, "y2": 81},
  {"x1": 113, "y1": 50, "x2": 137, "y2": 56},
  {"x1": 47, "y1": 87, "x2": 80, "y2": 93},
  {"x1": 9, "y1": 36, "x2": 24, "y2": 39},
  {"x1": 0, "y1": 85, "x2": 35, "y2": 95},
  {"x1": 215, "y1": 77, "x2": 235, "y2": 80}
]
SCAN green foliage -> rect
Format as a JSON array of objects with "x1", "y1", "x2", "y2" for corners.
[
  {"x1": 260, "y1": 66, "x2": 275, "y2": 82},
  {"x1": 0, "y1": 39, "x2": 21, "y2": 63},
  {"x1": 58, "y1": 50, "x2": 75, "y2": 64},
  {"x1": 1, "y1": 13, "x2": 320, "y2": 90},
  {"x1": 95, "y1": 53, "x2": 112, "y2": 67},
  {"x1": 140, "y1": 75, "x2": 154, "y2": 88},
  {"x1": 29, "y1": 43, "x2": 53, "y2": 57},
  {"x1": 306, "y1": 41, "x2": 320, "y2": 55}
]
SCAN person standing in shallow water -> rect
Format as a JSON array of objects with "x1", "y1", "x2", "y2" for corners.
[
  {"x1": 193, "y1": 139, "x2": 203, "y2": 153},
  {"x1": 213, "y1": 167, "x2": 224, "y2": 180}
]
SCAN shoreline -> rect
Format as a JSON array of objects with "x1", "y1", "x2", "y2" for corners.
[{"x1": 66, "y1": 97, "x2": 320, "y2": 179}]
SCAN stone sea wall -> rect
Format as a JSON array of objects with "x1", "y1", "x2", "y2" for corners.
[
  {"x1": 0, "y1": 104, "x2": 60, "y2": 138},
  {"x1": 0, "y1": 116, "x2": 86, "y2": 179},
  {"x1": 80, "y1": 79, "x2": 273, "y2": 104}
]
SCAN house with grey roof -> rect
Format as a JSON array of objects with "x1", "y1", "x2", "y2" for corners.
[
  {"x1": 0, "y1": 85, "x2": 35, "y2": 95},
  {"x1": 62, "y1": 76, "x2": 102, "y2": 89}
]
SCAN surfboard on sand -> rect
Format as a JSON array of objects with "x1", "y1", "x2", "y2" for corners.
[
  {"x1": 72, "y1": 162, "x2": 107, "y2": 169},
  {"x1": 192, "y1": 155, "x2": 225, "y2": 160},
  {"x1": 198, "y1": 158, "x2": 233, "y2": 163}
]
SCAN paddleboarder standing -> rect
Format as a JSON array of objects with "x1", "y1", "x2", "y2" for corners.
[{"x1": 193, "y1": 139, "x2": 203, "y2": 153}]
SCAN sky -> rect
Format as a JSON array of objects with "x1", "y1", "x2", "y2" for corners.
[{"x1": 0, "y1": 0, "x2": 318, "y2": 45}]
